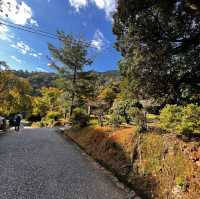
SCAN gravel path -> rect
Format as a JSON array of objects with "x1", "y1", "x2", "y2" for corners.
[{"x1": 0, "y1": 128, "x2": 128, "y2": 199}]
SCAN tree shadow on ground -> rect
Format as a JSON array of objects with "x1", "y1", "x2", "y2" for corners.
[{"x1": 177, "y1": 133, "x2": 200, "y2": 143}]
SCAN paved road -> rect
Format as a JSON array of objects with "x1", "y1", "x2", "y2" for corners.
[{"x1": 0, "y1": 128, "x2": 128, "y2": 199}]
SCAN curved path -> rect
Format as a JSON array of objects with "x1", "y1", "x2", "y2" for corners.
[{"x1": 0, "y1": 128, "x2": 127, "y2": 199}]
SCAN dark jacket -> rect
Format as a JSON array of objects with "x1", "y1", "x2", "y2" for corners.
[{"x1": 15, "y1": 116, "x2": 21, "y2": 126}]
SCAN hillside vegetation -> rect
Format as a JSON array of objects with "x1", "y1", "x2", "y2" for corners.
[{"x1": 65, "y1": 125, "x2": 200, "y2": 199}]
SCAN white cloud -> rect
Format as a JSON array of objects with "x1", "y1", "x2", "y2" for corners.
[
  {"x1": 11, "y1": 55, "x2": 21, "y2": 63},
  {"x1": 30, "y1": 19, "x2": 39, "y2": 27},
  {"x1": 0, "y1": 25, "x2": 9, "y2": 34},
  {"x1": 30, "y1": 52, "x2": 43, "y2": 58},
  {"x1": 69, "y1": 0, "x2": 88, "y2": 12},
  {"x1": 0, "y1": 0, "x2": 39, "y2": 26},
  {"x1": 94, "y1": 0, "x2": 116, "y2": 19},
  {"x1": 29, "y1": 53, "x2": 38, "y2": 57},
  {"x1": 10, "y1": 40, "x2": 42, "y2": 58},
  {"x1": 0, "y1": 25, "x2": 12, "y2": 41},
  {"x1": 11, "y1": 41, "x2": 31, "y2": 54},
  {"x1": 91, "y1": 29, "x2": 106, "y2": 51},
  {"x1": 68, "y1": 0, "x2": 116, "y2": 20}
]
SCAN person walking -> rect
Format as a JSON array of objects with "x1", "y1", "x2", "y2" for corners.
[{"x1": 15, "y1": 114, "x2": 21, "y2": 131}]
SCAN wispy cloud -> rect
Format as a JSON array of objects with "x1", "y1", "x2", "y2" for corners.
[
  {"x1": 11, "y1": 55, "x2": 22, "y2": 63},
  {"x1": 10, "y1": 41, "x2": 32, "y2": 55},
  {"x1": 29, "y1": 52, "x2": 42, "y2": 58},
  {"x1": 91, "y1": 29, "x2": 108, "y2": 51},
  {"x1": 68, "y1": 0, "x2": 116, "y2": 20},
  {"x1": 30, "y1": 19, "x2": 39, "y2": 27},
  {"x1": 10, "y1": 41, "x2": 42, "y2": 58},
  {"x1": 36, "y1": 67, "x2": 48, "y2": 72},
  {"x1": 0, "y1": 25, "x2": 13, "y2": 42}
]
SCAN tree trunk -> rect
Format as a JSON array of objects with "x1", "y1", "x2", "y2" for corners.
[
  {"x1": 69, "y1": 93, "x2": 75, "y2": 117},
  {"x1": 88, "y1": 104, "x2": 91, "y2": 115},
  {"x1": 69, "y1": 66, "x2": 77, "y2": 117}
]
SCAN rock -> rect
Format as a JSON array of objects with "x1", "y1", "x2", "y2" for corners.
[{"x1": 128, "y1": 190, "x2": 136, "y2": 199}]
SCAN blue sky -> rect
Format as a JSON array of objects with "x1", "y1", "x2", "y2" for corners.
[{"x1": 0, "y1": 0, "x2": 120, "y2": 72}]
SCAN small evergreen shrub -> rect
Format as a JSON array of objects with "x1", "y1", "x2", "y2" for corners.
[
  {"x1": 160, "y1": 104, "x2": 200, "y2": 135},
  {"x1": 110, "y1": 99, "x2": 143, "y2": 124},
  {"x1": 159, "y1": 105, "x2": 182, "y2": 133},
  {"x1": 128, "y1": 107, "x2": 147, "y2": 132},
  {"x1": 110, "y1": 114, "x2": 124, "y2": 127},
  {"x1": 46, "y1": 111, "x2": 62, "y2": 121},
  {"x1": 71, "y1": 108, "x2": 89, "y2": 127},
  {"x1": 178, "y1": 104, "x2": 200, "y2": 135}
]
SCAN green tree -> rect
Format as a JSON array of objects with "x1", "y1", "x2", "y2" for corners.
[
  {"x1": 111, "y1": 99, "x2": 143, "y2": 124},
  {"x1": 113, "y1": 0, "x2": 200, "y2": 104},
  {"x1": 32, "y1": 87, "x2": 63, "y2": 118},
  {"x1": 98, "y1": 82, "x2": 120, "y2": 109},
  {"x1": 0, "y1": 71, "x2": 32, "y2": 116},
  {"x1": 48, "y1": 31, "x2": 93, "y2": 117},
  {"x1": 0, "y1": 61, "x2": 9, "y2": 71},
  {"x1": 75, "y1": 71, "x2": 100, "y2": 114},
  {"x1": 32, "y1": 96, "x2": 49, "y2": 118}
]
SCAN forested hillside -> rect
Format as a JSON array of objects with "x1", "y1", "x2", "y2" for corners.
[
  {"x1": 0, "y1": 66, "x2": 120, "y2": 121},
  {"x1": 11, "y1": 70, "x2": 120, "y2": 95},
  {"x1": 13, "y1": 70, "x2": 58, "y2": 91}
]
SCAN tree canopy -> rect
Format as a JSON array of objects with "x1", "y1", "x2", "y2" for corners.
[
  {"x1": 0, "y1": 71, "x2": 32, "y2": 116},
  {"x1": 48, "y1": 31, "x2": 93, "y2": 116},
  {"x1": 113, "y1": 0, "x2": 200, "y2": 104}
]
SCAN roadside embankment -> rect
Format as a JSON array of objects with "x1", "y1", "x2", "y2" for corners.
[{"x1": 65, "y1": 126, "x2": 200, "y2": 199}]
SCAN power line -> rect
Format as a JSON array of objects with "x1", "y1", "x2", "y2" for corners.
[
  {"x1": 0, "y1": 19, "x2": 62, "y2": 38},
  {"x1": 0, "y1": 19, "x2": 99, "y2": 49},
  {"x1": 0, "y1": 21, "x2": 58, "y2": 40},
  {"x1": 0, "y1": 21, "x2": 115, "y2": 57},
  {"x1": 0, "y1": 18, "x2": 118, "y2": 53}
]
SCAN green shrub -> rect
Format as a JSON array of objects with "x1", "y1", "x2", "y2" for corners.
[
  {"x1": 71, "y1": 108, "x2": 89, "y2": 127},
  {"x1": 176, "y1": 176, "x2": 185, "y2": 188},
  {"x1": 110, "y1": 99, "x2": 143, "y2": 124},
  {"x1": 128, "y1": 107, "x2": 147, "y2": 132},
  {"x1": 46, "y1": 111, "x2": 62, "y2": 121},
  {"x1": 177, "y1": 104, "x2": 200, "y2": 135},
  {"x1": 160, "y1": 104, "x2": 200, "y2": 135},
  {"x1": 159, "y1": 105, "x2": 182, "y2": 133},
  {"x1": 110, "y1": 114, "x2": 124, "y2": 127}
]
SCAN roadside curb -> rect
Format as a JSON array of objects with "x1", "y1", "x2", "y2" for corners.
[
  {"x1": 0, "y1": 130, "x2": 8, "y2": 135},
  {"x1": 56, "y1": 127, "x2": 142, "y2": 199}
]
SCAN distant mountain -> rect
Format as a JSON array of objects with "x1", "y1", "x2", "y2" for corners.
[
  {"x1": 98, "y1": 70, "x2": 120, "y2": 82},
  {"x1": 99, "y1": 70, "x2": 120, "y2": 76},
  {"x1": 12, "y1": 69, "x2": 120, "y2": 92},
  {"x1": 12, "y1": 70, "x2": 58, "y2": 92}
]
